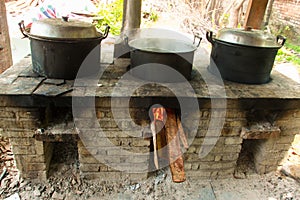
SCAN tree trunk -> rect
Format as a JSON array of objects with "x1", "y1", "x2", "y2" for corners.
[
  {"x1": 205, "y1": 0, "x2": 216, "y2": 19},
  {"x1": 121, "y1": 0, "x2": 142, "y2": 33},
  {"x1": 228, "y1": 0, "x2": 246, "y2": 28},
  {"x1": 0, "y1": 0, "x2": 13, "y2": 73},
  {"x1": 264, "y1": 0, "x2": 275, "y2": 26}
]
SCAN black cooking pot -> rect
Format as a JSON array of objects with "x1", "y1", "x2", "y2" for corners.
[
  {"x1": 127, "y1": 36, "x2": 201, "y2": 82},
  {"x1": 206, "y1": 27, "x2": 285, "y2": 84},
  {"x1": 19, "y1": 17, "x2": 109, "y2": 79}
]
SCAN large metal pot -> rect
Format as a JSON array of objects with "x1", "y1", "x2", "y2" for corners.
[
  {"x1": 206, "y1": 27, "x2": 285, "y2": 84},
  {"x1": 127, "y1": 36, "x2": 201, "y2": 82},
  {"x1": 19, "y1": 17, "x2": 109, "y2": 79}
]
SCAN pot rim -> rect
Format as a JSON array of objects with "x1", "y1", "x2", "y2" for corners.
[
  {"x1": 206, "y1": 30, "x2": 285, "y2": 49},
  {"x1": 26, "y1": 33, "x2": 105, "y2": 42},
  {"x1": 128, "y1": 38, "x2": 198, "y2": 54},
  {"x1": 19, "y1": 20, "x2": 110, "y2": 42},
  {"x1": 214, "y1": 38, "x2": 283, "y2": 49}
]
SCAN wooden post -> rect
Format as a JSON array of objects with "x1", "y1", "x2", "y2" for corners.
[
  {"x1": 121, "y1": 0, "x2": 142, "y2": 33},
  {"x1": 114, "y1": 0, "x2": 142, "y2": 58},
  {"x1": 0, "y1": 0, "x2": 13, "y2": 73},
  {"x1": 244, "y1": 0, "x2": 269, "y2": 29}
]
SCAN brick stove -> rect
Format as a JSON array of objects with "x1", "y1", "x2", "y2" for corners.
[{"x1": 0, "y1": 50, "x2": 299, "y2": 182}]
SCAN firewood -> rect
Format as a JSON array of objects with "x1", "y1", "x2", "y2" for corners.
[
  {"x1": 155, "y1": 120, "x2": 168, "y2": 160},
  {"x1": 165, "y1": 108, "x2": 186, "y2": 183},
  {"x1": 169, "y1": 157, "x2": 186, "y2": 183},
  {"x1": 0, "y1": 167, "x2": 8, "y2": 182},
  {"x1": 150, "y1": 121, "x2": 159, "y2": 169},
  {"x1": 176, "y1": 115, "x2": 189, "y2": 149}
]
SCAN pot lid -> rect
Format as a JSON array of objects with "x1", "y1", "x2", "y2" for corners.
[
  {"x1": 128, "y1": 38, "x2": 197, "y2": 53},
  {"x1": 216, "y1": 27, "x2": 281, "y2": 48},
  {"x1": 29, "y1": 17, "x2": 101, "y2": 39}
]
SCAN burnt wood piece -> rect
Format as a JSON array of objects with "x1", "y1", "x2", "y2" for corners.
[
  {"x1": 177, "y1": 115, "x2": 189, "y2": 149},
  {"x1": 165, "y1": 108, "x2": 186, "y2": 183},
  {"x1": 155, "y1": 119, "x2": 169, "y2": 169}
]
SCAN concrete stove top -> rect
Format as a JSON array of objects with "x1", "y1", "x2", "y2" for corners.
[{"x1": 0, "y1": 51, "x2": 299, "y2": 100}]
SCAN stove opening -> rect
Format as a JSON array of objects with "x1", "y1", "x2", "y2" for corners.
[
  {"x1": 48, "y1": 140, "x2": 79, "y2": 177},
  {"x1": 235, "y1": 139, "x2": 261, "y2": 178}
]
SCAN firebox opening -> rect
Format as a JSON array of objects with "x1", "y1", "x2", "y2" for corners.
[
  {"x1": 235, "y1": 139, "x2": 257, "y2": 177},
  {"x1": 48, "y1": 140, "x2": 79, "y2": 177}
]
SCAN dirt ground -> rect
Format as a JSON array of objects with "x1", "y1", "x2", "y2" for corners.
[{"x1": 0, "y1": 136, "x2": 299, "y2": 200}]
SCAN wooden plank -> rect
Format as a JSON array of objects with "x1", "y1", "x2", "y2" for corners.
[
  {"x1": 0, "y1": 1, "x2": 13, "y2": 73},
  {"x1": 244, "y1": 0, "x2": 269, "y2": 29}
]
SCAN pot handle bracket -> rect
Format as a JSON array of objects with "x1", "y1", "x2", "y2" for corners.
[
  {"x1": 206, "y1": 31, "x2": 215, "y2": 44},
  {"x1": 103, "y1": 24, "x2": 110, "y2": 39},
  {"x1": 18, "y1": 20, "x2": 29, "y2": 38},
  {"x1": 276, "y1": 35, "x2": 286, "y2": 47},
  {"x1": 123, "y1": 34, "x2": 129, "y2": 46},
  {"x1": 193, "y1": 34, "x2": 202, "y2": 47}
]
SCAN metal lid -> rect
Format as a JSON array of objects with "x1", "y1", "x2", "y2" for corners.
[
  {"x1": 216, "y1": 27, "x2": 281, "y2": 48},
  {"x1": 128, "y1": 38, "x2": 197, "y2": 53},
  {"x1": 29, "y1": 17, "x2": 101, "y2": 39}
]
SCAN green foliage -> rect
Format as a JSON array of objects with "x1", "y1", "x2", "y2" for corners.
[
  {"x1": 285, "y1": 42, "x2": 300, "y2": 53},
  {"x1": 95, "y1": 0, "x2": 123, "y2": 35},
  {"x1": 276, "y1": 41, "x2": 300, "y2": 66},
  {"x1": 149, "y1": 10, "x2": 159, "y2": 22}
]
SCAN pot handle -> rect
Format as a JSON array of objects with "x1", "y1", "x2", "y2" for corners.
[
  {"x1": 123, "y1": 34, "x2": 129, "y2": 46},
  {"x1": 18, "y1": 20, "x2": 29, "y2": 38},
  {"x1": 206, "y1": 31, "x2": 215, "y2": 44},
  {"x1": 102, "y1": 24, "x2": 110, "y2": 39},
  {"x1": 193, "y1": 34, "x2": 202, "y2": 47},
  {"x1": 276, "y1": 35, "x2": 286, "y2": 47}
]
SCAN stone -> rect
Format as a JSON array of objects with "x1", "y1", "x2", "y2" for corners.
[
  {"x1": 9, "y1": 179, "x2": 19, "y2": 189},
  {"x1": 51, "y1": 191, "x2": 65, "y2": 200},
  {"x1": 19, "y1": 180, "x2": 29, "y2": 188},
  {"x1": 128, "y1": 183, "x2": 140, "y2": 191},
  {"x1": 155, "y1": 171, "x2": 167, "y2": 185},
  {"x1": 25, "y1": 186, "x2": 32, "y2": 191},
  {"x1": 281, "y1": 164, "x2": 300, "y2": 182},
  {"x1": 44, "y1": 79, "x2": 65, "y2": 86},
  {"x1": 144, "y1": 184, "x2": 153, "y2": 195},
  {"x1": 233, "y1": 171, "x2": 246, "y2": 179},
  {"x1": 1, "y1": 178, "x2": 10, "y2": 189},
  {"x1": 75, "y1": 190, "x2": 83, "y2": 195},
  {"x1": 71, "y1": 178, "x2": 77, "y2": 185},
  {"x1": 4, "y1": 193, "x2": 20, "y2": 200},
  {"x1": 33, "y1": 189, "x2": 41, "y2": 197}
]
